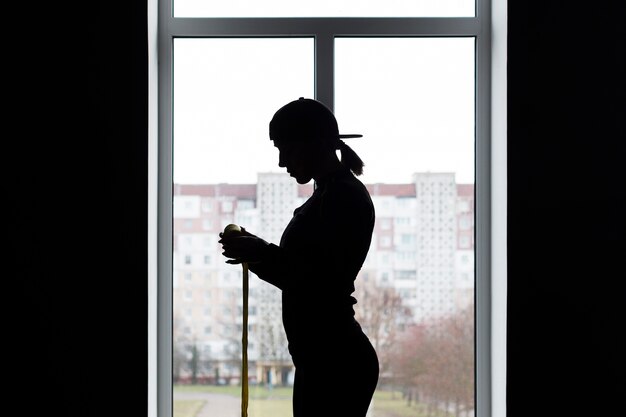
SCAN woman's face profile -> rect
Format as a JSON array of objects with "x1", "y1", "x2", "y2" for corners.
[{"x1": 274, "y1": 139, "x2": 318, "y2": 184}]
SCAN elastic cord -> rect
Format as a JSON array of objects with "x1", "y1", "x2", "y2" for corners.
[{"x1": 241, "y1": 262, "x2": 249, "y2": 417}]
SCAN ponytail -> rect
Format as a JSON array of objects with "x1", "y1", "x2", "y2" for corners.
[{"x1": 338, "y1": 140, "x2": 365, "y2": 176}]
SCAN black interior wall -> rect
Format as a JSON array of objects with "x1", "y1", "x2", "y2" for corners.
[
  {"x1": 507, "y1": 2, "x2": 625, "y2": 416},
  {"x1": 9, "y1": 2, "x2": 148, "y2": 416},
  {"x1": 8, "y1": 1, "x2": 624, "y2": 416}
]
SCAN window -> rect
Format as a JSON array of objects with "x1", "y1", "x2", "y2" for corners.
[
  {"x1": 221, "y1": 201, "x2": 233, "y2": 213},
  {"x1": 155, "y1": 1, "x2": 507, "y2": 417},
  {"x1": 396, "y1": 270, "x2": 417, "y2": 280},
  {"x1": 395, "y1": 217, "x2": 411, "y2": 226},
  {"x1": 174, "y1": 1, "x2": 475, "y2": 18},
  {"x1": 401, "y1": 233, "x2": 417, "y2": 245},
  {"x1": 201, "y1": 199, "x2": 212, "y2": 212},
  {"x1": 238, "y1": 199, "x2": 255, "y2": 210}
]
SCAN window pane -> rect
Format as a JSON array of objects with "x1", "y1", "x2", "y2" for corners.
[
  {"x1": 175, "y1": 0, "x2": 475, "y2": 18},
  {"x1": 172, "y1": 36, "x2": 476, "y2": 417},
  {"x1": 173, "y1": 38, "x2": 314, "y2": 185},
  {"x1": 336, "y1": 37, "x2": 475, "y2": 415},
  {"x1": 173, "y1": 38, "x2": 313, "y2": 415},
  {"x1": 335, "y1": 38, "x2": 475, "y2": 184}
]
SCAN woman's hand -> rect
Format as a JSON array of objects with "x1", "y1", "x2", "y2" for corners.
[{"x1": 218, "y1": 227, "x2": 269, "y2": 264}]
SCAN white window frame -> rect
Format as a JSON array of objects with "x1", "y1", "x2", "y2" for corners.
[{"x1": 148, "y1": 1, "x2": 508, "y2": 416}]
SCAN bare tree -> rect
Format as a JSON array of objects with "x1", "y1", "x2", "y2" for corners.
[
  {"x1": 257, "y1": 285, "x2": 290, "y2": 365},
  {"x1": 224, "y1": 335, "x2": 243, "y2": 385},
  {"x1": 388, "y1": 323, "x2": 428, "y2": 405},
  {"x1": 389, "y1": 303, "x2": 474, "y2": 417},
  {"x1": 172, "y1": 313, "x2": 188, "y2": 383},
  {"x1": 353, "y1": 278, "x2": 413, "y2": 386}
]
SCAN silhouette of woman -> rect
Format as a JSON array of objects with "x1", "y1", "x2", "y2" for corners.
[{"x1": 219, "y1": 97, "x2": 379, "y2": 417}]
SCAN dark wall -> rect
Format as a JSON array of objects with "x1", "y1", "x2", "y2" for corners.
[
  {"x1": 9, "y1": 2, "x2": 148, "y2": 416},
  {"x1": 507, "y1": 2, "x2": 625, "y2": 416},
  {"x1": 8, "y1": 1, "x2": 624, "y2": 416}
]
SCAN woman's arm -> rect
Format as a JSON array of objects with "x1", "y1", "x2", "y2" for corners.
[
  {"x1": 219, "y1": 228, "x2": 291, "y2": 290},
  {"x1": 219, "y1": 180, "x2": 373, "y2": 293},
  {"x1": 254, "y1": 180, "x2": 373, "y2": 294}
]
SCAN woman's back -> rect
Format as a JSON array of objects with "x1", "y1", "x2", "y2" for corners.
[{"x1": 278, "y1": 165, "x2": 375, "y2": 359}]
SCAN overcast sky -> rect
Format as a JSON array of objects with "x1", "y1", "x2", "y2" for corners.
[
  {"x1": 175, "y1": 0, "x2": 474, "y2": 18},
  {"x1": 173, "y1": 36, "x2": 475, "y2": 186}
]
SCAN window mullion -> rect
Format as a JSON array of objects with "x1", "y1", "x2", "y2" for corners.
[
  {"x1": 167, "y1": 17, "x2": 480, "y2": 37},
  {"x1": 475, "y1": 1, "x2": 492, "y2": 417},
  {"x1": 315, "y1": 33, "x2": 335, "y2": 110}
]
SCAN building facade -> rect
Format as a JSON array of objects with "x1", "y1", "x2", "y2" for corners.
[{"x1": 172, "y1": 173, "x2": 474, "y2": 385}]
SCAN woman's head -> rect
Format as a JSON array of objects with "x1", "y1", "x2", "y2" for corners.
[{"x1": 269, "y1": 98, "x2": 365, "y2": 182}]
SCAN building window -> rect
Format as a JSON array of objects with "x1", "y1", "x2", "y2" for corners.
[
  {"x1": 401, "y1": 234, "x2": 417, "y2": 245},
  {"x1": 221, "y1": 201, "x2": 233, "y2": 213},
  {"x1": 396, "y1": 270, "x2": 417, "y2": 280},
  {"x1": 395, "y1": 217, "x2": 410, "y2": 226},
  {"x1": 158, "y1": 1, "x2": 503, "y2": 416}
]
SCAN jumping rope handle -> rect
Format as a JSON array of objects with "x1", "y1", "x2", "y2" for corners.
[{"x1": 222, "y1": 224, "x2": 249, "y2": 417}]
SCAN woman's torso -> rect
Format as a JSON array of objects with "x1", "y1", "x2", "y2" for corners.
[{"x1": 278, "y1": 166, "x2": 375, "y2": 359}]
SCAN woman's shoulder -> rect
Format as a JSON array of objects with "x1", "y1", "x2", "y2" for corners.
[{"x1": 323, "y1": 170, "x2": 374, "y2": 211}]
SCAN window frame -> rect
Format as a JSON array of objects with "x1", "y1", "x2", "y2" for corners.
[{"x1": 149, "y1": 1, "x2": 508, "y2": 416}]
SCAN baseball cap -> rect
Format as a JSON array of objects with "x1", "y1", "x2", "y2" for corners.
[{"x1": 269, "y1": 97, "x2": 363, "y2": 143}]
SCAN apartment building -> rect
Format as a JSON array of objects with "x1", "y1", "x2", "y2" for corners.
[{"x1": 172, "y1": 173, "x2": 474, "y2": 384}]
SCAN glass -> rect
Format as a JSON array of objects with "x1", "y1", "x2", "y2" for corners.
[
  {"x1": 173, "y1": 38, "x2": 314, "y2": 185},
  {"x1": 335, "y1": 37, "x2": 475, "y2": 185},
  {"x1": 172, "y1": 36, "x2": 476, "y2": 417},
  {"x1": 172, "y1": 38, "x2": 313, "y2": 416},
  {"x1": 336, "y1": 37, "x2": 476, "y2": 415},
  {"x1": 174, "y1": 0, "x2": 475, "y2": 18}
]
